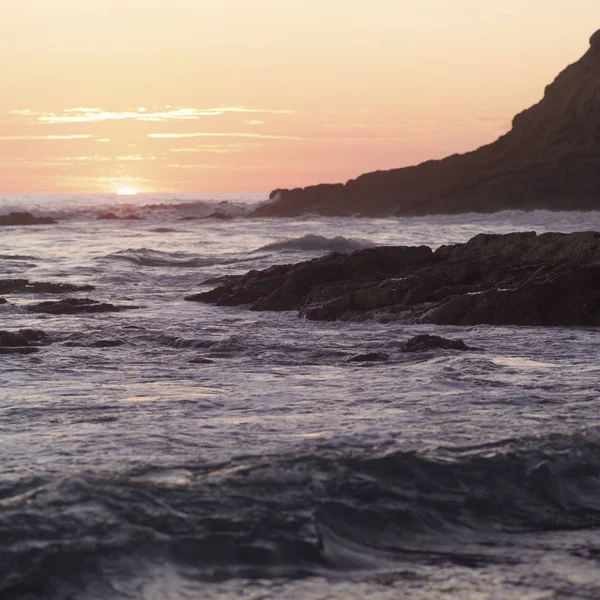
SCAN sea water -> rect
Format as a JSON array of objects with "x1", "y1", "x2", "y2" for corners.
[{"x1": 1, "y1": 194, "x2": 600, "y2": 599}]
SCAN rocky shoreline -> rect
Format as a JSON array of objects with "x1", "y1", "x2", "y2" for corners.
[
  {"x1": 187, "y1": 231, "x2": 600, "y2": 326},
  {"x1": 253, "y1": 30, "x2": 600, "y2": 218}
]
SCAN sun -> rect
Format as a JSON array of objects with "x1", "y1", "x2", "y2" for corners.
[{"x1": 116, "y1": 187, "x2": 138, "y2": 196}]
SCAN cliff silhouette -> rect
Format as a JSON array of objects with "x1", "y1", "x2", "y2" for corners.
[{"x1": 254, "y1": 30, "x2": 600, "y2": 217}]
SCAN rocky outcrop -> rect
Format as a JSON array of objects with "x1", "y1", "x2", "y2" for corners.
[
  {"x1": 0, "y1": 212, "x2": 57, "y2": 226},
  {"x1": 25, "y1": 298, "x2": 139, "y2": 315},
  {"x1": 0, "y1": 329, "x2": 50, "y2": 354},
  {"x1": 253, "y1": 30, "x2": 600, "y2": 217},
  {"x1": 187, "y1": 231, "x2": 600, "y2": 326},
  {"x1": 0, "y1": 279, "x2": 94, "y2": 294},
  {"x1": 401, "y1": 334, "x2": 473, "y2": 352}
]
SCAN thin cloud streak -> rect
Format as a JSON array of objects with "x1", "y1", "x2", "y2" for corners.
[
  {"x1": 0, "y1": 134, "x2": 94, "y2": 141},
  {"x1": 9, "y1": 106, "x2": 296, "y2": 124}
]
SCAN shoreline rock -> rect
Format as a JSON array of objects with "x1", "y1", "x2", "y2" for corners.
[
  {"x1": 0, "y1": 279, "x2": 94, "y2": 294},
  {"x1": 253, "y1": 30, "x2": 600, "y2": 217},
  {"x1": 0, "y1": 329, "x2": 51, "y2": 354},
  {"x1": 25, "y1": 298, "x2": 139, "y2": 315},
  {"x1": 187, "y1": 231, "x2": 600, "y2": 326}
]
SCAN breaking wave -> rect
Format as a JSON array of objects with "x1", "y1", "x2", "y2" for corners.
[
  {"x1": 255, "y1": 234, "x2": 376, "y2": 254},
  {"x1": 1, "y1": 432, "x2": 599, "y2": 598},
  {"x1": 102, "y1": 248, "x2": 241, "y2": 268}
]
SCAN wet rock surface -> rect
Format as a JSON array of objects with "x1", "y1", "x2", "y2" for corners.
[
  {"x1": 0, "y1": 329, "x2": 50, "y2": 354},
  {"x1": 401, "y1": 334, "x2": 473, "y2": 352},
  {"x1": 0, "y1": 279, "x2": 94, "y2": 294},
  {"x1": 0, "y1": 212, "x2": 57, "y2": 226},
  {"x1": 25, "y1": 298, "x2": 139, "y2": 315},
  {"x1": 254, "y1": 30, "x2": 600, "y2": 217},
  {"x1": 188, "y1": 231, "x2": 600, "y2": 326}
]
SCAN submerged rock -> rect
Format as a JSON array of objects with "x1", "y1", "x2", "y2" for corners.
[
  {"x1": 0, "y1": 212, "x2": 57, "y2": 226},
  {"x1": 0, "y1": 329, "x2": 51, "y2": 354},
  {"x1": 187, "y1": 231, "x2": 600, "y2": 327},
  {"x1": 254, "y1": 29, "x2": 600, "y2": 217},
  {"x1": 0, "y1": 279, "x2": 94, "y2": 294},
  {"x1": 25, "y1": 298, "x2": 139, "y2": 315},
  {"x1": 402, "y1": 335, "x2": 472, "y2": 352}
]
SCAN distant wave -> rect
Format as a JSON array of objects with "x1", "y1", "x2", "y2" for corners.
[
  {"x1": 254, "y1": 234, "x2": 376, "y2": 254},
  {"x1": 102, "y1": 248, "x2": 241, "y2": 268},
  {"x1": 0, "y1": 195, "x2": 261, "y2": 222}
]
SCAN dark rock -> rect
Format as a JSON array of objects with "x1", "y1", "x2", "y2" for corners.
[
  {"x1": 0, "y1": 347, "x2": 39, "y2": 354},
  {"x1": 402, "y1": 334, "x2": 472, "y2": 352},
  {"x1": 180, "y1": 216, "x2": 198, "y2": 221},
  {"x1": 254, "y1": 30, "x2": 600, "y2": 217},
  {"x1": 25, "y1": 298, "x2": 139, "y2": 315},
  {"x1": 347, "y1": 352, "x2": 389, "y2": 362},
  {"x1": 0, "y1": 212, "x2": 57, "y2": 226},
  {"x1": 190, "y1": 357, "x2": 216, "y2": 364},
  {"x1": 0, "y1": 298, "x2": 6, "y2": 304},
  {"x1": 188, "y1": 231, "x2": 600, "y2": 326},
  {"x1": 0, "y1": 329, "x2": 50, "y2": 352},
  {"x1": 0, "y1": 279, "x2": 94, "y2": 294}
]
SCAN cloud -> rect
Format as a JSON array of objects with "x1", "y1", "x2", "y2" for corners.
[
  {"x1": 148, "y1": 132, "x2": 304, "y2": 140},
  {"x1": 0, "y1": 134, "x2": 94, "y2": 141},
  {"x1": 9, "y1": 106, "x2": 296, "y2": 124}
]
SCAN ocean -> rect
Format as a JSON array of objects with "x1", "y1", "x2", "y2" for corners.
[{"x1": 1, "y1": 193, "x2": 600, "y2": 599}]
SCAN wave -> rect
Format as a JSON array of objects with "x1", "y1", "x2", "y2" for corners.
[
  {"x1": 0, "y1": 254, "x2": 39, "y2": 261},
  {"x1": 1, "y1": 432, "x2": 599, "y2": 596},
  {"x1": 101, "y1": 248, "x2": 241, "y2": 268},
  {"x1": 0, "y1": 195, "x2": 261, "y2": 222},
  {"x1": 255, "y1": 234, "x2": 376, "y2": 254}
]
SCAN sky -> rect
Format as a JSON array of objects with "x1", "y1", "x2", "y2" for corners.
[{"x1": 1, "y1": 1, "x2": 598, "y2": 194}]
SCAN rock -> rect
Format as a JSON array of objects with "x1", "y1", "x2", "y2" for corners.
[
  {"x1": 25, "y1": 298, "x2": 139, "y2": 315},
  {"x1": 402, "y1": 334, "x2": 472, "y2": 352},
  {"x1": 0, "y1": 212, "x2": 57, "y2": 226},
  {"x1": 347, "y1": 352, "x2": 389, "y2": 362},
  {"x1": 0, "y1": 347, "x2": 39, "y2": 354},
  {"x1": 253, "y1": 29, "x2": 600, "y2": 217},
  {"x1": 0, "y1": 329, "x2": 49, "y2": 347},
  {"x1": 0, "y1": 298, "x2": 6, "y2": 304},
  {"x1": 187, "y1": 231, "x2": 600, "y2": 326},
  {"x1": 190, "y1": 357, "x2": 216, "y2": 364},
  {"x1": 0, "y1": 329, "x2": 50, "y2": 354},
  {"x1": 0, "y1": 279, "x2": 94, "y2": 294}
]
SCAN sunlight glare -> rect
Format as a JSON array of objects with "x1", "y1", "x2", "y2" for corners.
[{"x1": 116, "y1": 187, "x2": 138, "y2": 196}]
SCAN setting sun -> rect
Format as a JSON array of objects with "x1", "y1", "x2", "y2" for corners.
[{"x1": 116, "y1": 188, "x2": 138, "y2": 196}]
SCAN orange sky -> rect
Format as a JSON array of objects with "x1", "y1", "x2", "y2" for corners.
[{"x1": 1, "y1": 1, "x2": 598, "y2": 194}]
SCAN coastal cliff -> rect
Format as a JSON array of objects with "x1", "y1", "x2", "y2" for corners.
[{"x1": 253, "y1": 30, "x2": 600, "y2": 217}]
